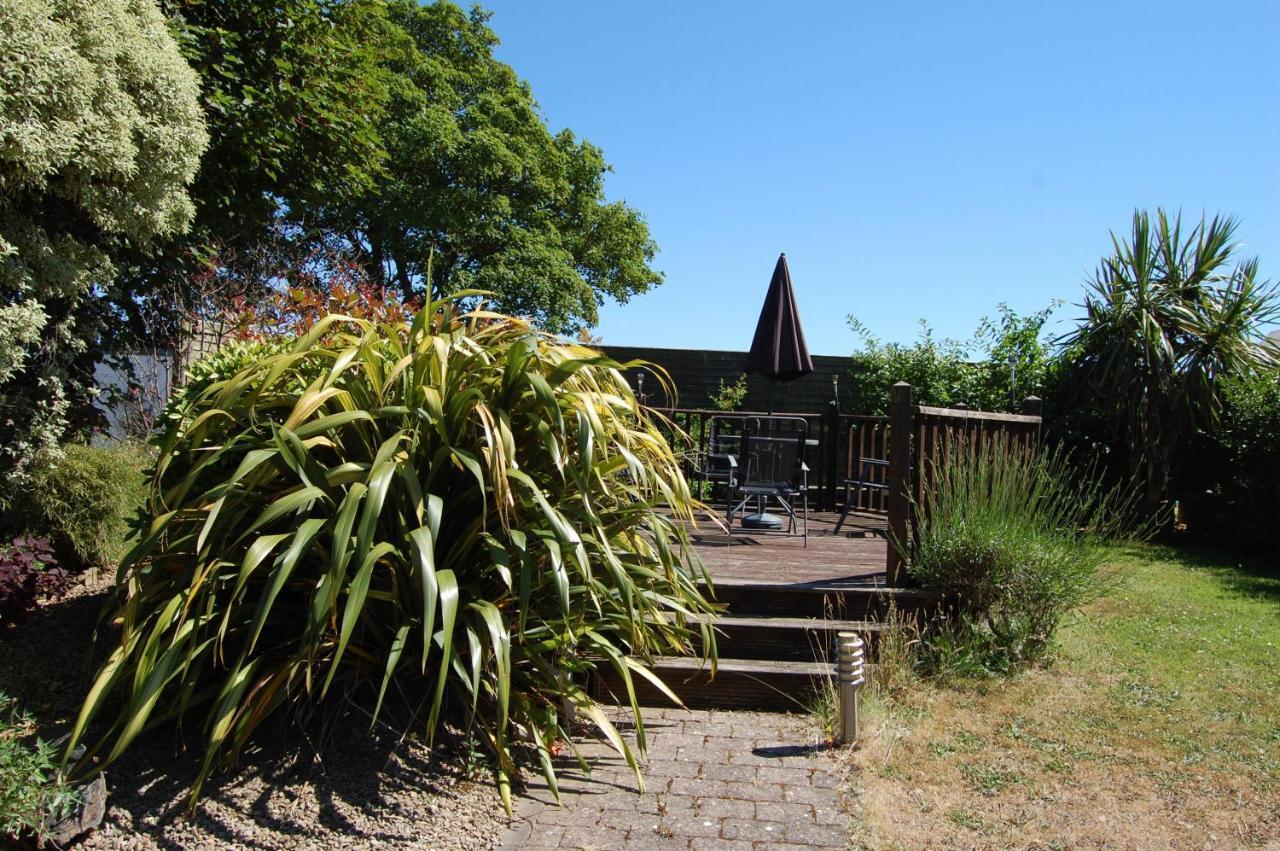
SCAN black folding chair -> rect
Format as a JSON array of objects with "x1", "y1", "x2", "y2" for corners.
[
  {"x1": 833, "y1": 457, "x2": 889, "y2": 536},
  {"x1": 727, "y1": 415, "x2": 809, "y2": 543},
  {"x1": 690, "y1": 415, "x2": 742, "y2": 511}
]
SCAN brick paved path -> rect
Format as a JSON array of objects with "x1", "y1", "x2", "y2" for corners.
[{"x1": 500, "y1": 708, "x2": 849, "y2": 850}]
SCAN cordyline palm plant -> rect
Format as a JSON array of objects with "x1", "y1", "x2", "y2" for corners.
[
  {"x1": 1060, "y1": 209, "x2": 1280, "y2": 513},
  {"x1": 64, "y1": 295, "x2": 716, "y2": 811}
]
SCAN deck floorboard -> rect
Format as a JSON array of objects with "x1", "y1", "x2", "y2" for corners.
[{"x1": 685, "y1": 509, "x2": 890, "y2": 587}]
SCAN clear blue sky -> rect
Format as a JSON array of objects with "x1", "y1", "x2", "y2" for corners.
[{"x1": 482, "y1": 0, "x2": 1280, "y2": 356}]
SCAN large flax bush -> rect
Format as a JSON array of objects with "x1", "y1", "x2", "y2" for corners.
[{"x1": 66, "y1": 299, "x2": 715, "y2": 809}]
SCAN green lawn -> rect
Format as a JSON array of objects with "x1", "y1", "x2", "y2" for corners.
[{"x1": 848, "y1": 543, "x2": 1280, "y2": 850}]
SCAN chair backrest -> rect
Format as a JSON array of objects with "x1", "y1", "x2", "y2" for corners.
[
  {"x1": 706, "y1": 415, "x2": 744, "y2": 458},
  {"x1": 740, "y1": 416, "x2": 808, "y2": 489}
]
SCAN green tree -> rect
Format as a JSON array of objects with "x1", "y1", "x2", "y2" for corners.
[
  {"x1": 164, "y1": 0, "x2": 400, "y2": 254},
  {"x1": 0, "y1": 0, "x2": 207, "y2": 486},
  {"x1": 1058, "y1": 209, "x2": 1279, "y2": 513},
  {"x1": 307, "y1": 1, "x2": 661, "y2": 333},
  {"x1": 103, "y1": 0, "x2": 405, "y2": 360}
]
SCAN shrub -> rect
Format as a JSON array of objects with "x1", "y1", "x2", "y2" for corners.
[
  {"x1": 710, "y1": 374, "x2": 748, "y2": 412},
  {"x1": 0, "y1": 691, "x2": 76, "y2": 844},
  {"x1": 908, "y1": 438, "x2": 1143, "y2": 671},
  {"x1": 18, "y1": 443, "x2": 151, "y2": 570},
  {"x1": 1054, "y1": 210, "x2": 1279, "y2": 514},
  {"x1": 67, "y1": 300, "x2": 716, "y2": 811},
  {"x1": 0, "y1": 536, "x2": 66, "y2": 626},
  {"x1": 164, "y1": 338, "x2": 292, "y2": 429},
  {"x1": 846, "y1": 305, "x2": 1056, "y2": 415},
  {"x1": 1187, "y1": 372, "x2": 1280, "y2": 546}
]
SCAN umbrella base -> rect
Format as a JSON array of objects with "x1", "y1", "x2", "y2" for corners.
[{"x1": 741, "y1": 512, "x2": 784, "y2": 531}]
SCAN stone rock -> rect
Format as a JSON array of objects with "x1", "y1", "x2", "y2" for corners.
[{"x1": 46, "y1": 774, "x2": 106, "y2": 846}]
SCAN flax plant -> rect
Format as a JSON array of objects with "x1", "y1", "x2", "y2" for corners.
[{"x1": 65, "y1": 295, "x2": 716, "y2": 811}]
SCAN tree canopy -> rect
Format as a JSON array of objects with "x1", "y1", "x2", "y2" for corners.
[
  {"x1": 135, "y1": 0, "x2": 659, "y2": 336},
  {"x1": 304, "y1": 1, "x2": 660, "y2": 331}
]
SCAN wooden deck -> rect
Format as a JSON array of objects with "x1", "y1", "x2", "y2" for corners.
[{"x1": 686, "y1": 509, "x2": 890, "y2": 587}]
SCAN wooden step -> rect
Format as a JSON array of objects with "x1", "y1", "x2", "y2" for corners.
[
  {"x1": 693, "y1": 614, "x2": 883, "y2": 662},
  {"x1": 700, "y1": 578, "x2": 943, "y2": 620},
  {"x1": 593, "y1": 656, "x2": 838, "y2": 712}
]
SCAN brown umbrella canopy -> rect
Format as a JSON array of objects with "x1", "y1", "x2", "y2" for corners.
[{"x1": 745, "y1": 253, "x2": 814, "y2": 382}]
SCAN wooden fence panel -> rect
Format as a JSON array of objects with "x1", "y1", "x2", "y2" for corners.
[{"x1": 882, "y1": 388, "x2": 1044, "y2": 581}]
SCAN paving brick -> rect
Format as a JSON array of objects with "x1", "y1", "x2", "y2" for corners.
[
  {"x1": 779, "y1": 784, "x2": 834, "y2": 806},
  {"x1": 783, "y1": 818, "x2": 847, "y2": 846},
  {"x1": 813, "y1": 803, "x2": 846, "y2": 826},
  {"x1": 755, "y1": 766, "x2": 814, "y2": 786},
  {"x1": 668, "y1": 777, "x2": 730, "y2": 799},
  {"x1": 808, "y1": 768, "x2": 843, "y2": 787},
  {"x1": 648, "y1": 759, "x2": 704, "y2": 780},
  {"x1": 700, "y1": 762, "x2": 751, "y2": 783},
  {"x1": 689, "y1": 839, "x2": 754, "y2": 851},
  {"x1": 720, "y1": 781, "x2": 778, "y2": 803},
  {"x1": 722, "y1": 751, "x2": 776, "y2": 767},
  {"x1": 656, "y1": 815, "x2": 723, "y2": 839},
  {"x1": 537, "y1": 806, "x2": 599, "y2": 827},
  {"x1": 623, "y1": 832, "x2": 691, "y2": 851},
  {"x1": 692, "y1": 796, "x2": 755, "y2": 819},
  {"x1": 719, "y1": 817, "x2": 786, "y2": 843},
  {"x1": 754, "y1": 800, "x2": 815, "y2": 825},
  {"x1": 654, "y1": 793, "x2": 696, "y2": 814},
  {"x1": 559, "y1": 824, "x2": 628, "y2": 850},
  {"x1": 523, "y1": 824, "x2": 567, "y2": 845}
]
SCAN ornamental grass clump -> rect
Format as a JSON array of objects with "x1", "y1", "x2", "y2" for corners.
[
  {"x1": 909, "y1": 436, "x2": 1145, "y2": 673},
  {"x1": 65, "y1": 297, "x2": 716, "y2": 811}
]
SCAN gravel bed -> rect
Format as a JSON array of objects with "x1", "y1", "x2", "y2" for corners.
[{"x1": 1, "y1": 573, "x2": 510, "y2": 850}]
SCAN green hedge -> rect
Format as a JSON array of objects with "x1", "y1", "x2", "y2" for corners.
[{"x1": 1188, "y1": 373, "x2": 1280, "y2": 546}]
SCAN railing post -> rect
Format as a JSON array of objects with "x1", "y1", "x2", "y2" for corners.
[
  {"x1": 1021, "y1": 395, "x2": 1042, "y2": 441},
  {"x1": 822, "y1": 402, "x2": 841, "y2": 512},
  {"x1": 886, "y1": 382, "x2": 912, "y2": 585}
]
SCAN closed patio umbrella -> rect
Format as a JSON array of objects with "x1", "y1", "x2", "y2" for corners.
[
  {"x1": 738, "y1": 253, "x2": 813, "y2": 531},
  {"x1": 746, "y1": 252, "x2": 814, "y2": 409}
]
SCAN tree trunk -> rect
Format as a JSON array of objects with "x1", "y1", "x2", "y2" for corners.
[
  {"x1": 394, "y1": 254, "x2": 413, "y2": 300},
  {"x1": 369, "y1": 236, "x2": 385, "y2": 288}
]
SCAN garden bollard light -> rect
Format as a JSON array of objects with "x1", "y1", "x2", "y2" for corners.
[{"x1": 836, "y1": 631, "x2": 865, "y2": 745}]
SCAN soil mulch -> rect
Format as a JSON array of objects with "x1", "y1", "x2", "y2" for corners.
[{"x1": 1, "y1": 573, "x2": 510, "y2": 850}]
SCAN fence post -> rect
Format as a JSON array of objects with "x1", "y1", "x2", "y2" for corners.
[
  {"x1": 822, "y1": 402, "x2": 841, "y2": 512},
  {"x1": 886, "y1": 382, "x2": 912, "y2": 585},
  {"x1": 1021, "y1": 395, "x2": 1042, "y2": 441}
]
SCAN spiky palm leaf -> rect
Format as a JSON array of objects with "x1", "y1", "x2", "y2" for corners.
[
  {"x1": 1061, "y1": 209, "x2": 1280, "y2": 510},
  {"x1": 65, "y1": 296, "x2": 716, "y2": 811}
]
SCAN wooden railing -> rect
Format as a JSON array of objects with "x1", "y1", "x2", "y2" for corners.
[
  {"x1": 658, "y1": 386, "x2": 1044, "y2": 586},
  {"x1": 659, "y1": 406, "x2": 890, "y2": 511},
  {"x1": 884, "y1": 383, "x2": 1043, "y2": 583}
]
